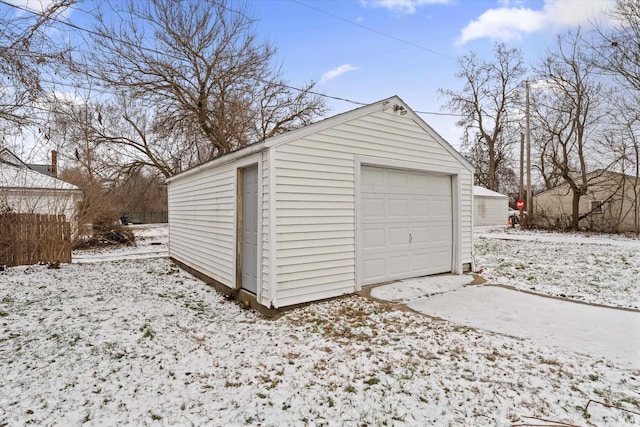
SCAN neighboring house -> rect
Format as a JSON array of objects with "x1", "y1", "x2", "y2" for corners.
[
  {"x1": 534, "y1": 169, "x2": 640, "y2": 233},
  {"x1": 0, "y1": 148, "x2": 83, "y2": 229},
  {"x1": 167, "y1": 96, "x2": 475, "y2": 312},
  {"x1": 474, "y1": 186, "x2": 509, "y2": 226}
]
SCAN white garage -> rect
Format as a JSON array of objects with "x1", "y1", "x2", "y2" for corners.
[{"x1": 167, "y1": 96, "x2": 474, "y2": 312}]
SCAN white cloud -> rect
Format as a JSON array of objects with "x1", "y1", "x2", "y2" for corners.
[
  {"x1": 320, "y1": 64, "x2": 359, "y2": 83},
  {"x1": 497, "y1": 0, "x2": 526, "y2": 7},
  {"x1": 362, "y1": 0, "x2": 450, "y2": 15},
  {"x1": 457, "y1": 0, "x2": 612, "y2": 45},
  {"x1": 7, "y1": 0, "x2": 62, "y2": 14}
]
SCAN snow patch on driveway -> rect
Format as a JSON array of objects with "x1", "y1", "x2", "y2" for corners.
[
  {"x1": 406, "y1": 286, "x2": 640, "y2": 369},
  {"x1": 370, "y1": 274, "x2": 474, "y2": 302}
]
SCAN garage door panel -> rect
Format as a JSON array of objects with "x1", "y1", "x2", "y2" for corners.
[
  {"x1": 410, "y1": 226, "x2": 429, "y2": 242},
  {"x1": 363, "y1": 258, "x2": 385, "y2": 281},
  {"x1": 390, "y1": 255, "x2": 410, "y2": 274},
  {"x1": 430, "y1": 251, "x2": 452, "y2": 271},
  {"x1": 408, "y1": 173, "x2": 428, "y2": 189},
  {"x1": 410, "y1": 199, "x2": 428, "y2": 217},
  {"x1": 429, "y1": 175, "x2": 453, "y2": 196},
  {"x1": 361, "y1": 166, "x2": 452, "y2": 285},
  {"x1": 388, "y1": 198, "x2": 409, "y2": 217},
  {"x1": 362, "y1": 227, "x2": 385, "y2": 250},
  {"x1": 429, "y1": 198, "x2": 450, "y2": 215},
  {"x1": 362, "y1": 166, "x2": 384, "y2": 187},
  {"x1": 388, "y1": 226, "x2": 410, "y2": 246},
  {"x1": 410, "y1": 254, "x2": 430, "y2": 272},
  {"x1": 362, "y1": 198, "x2": 385, "y2": 219},
  {"x1": 388, "y1": 170, "x2": 409, "y2": 188}
]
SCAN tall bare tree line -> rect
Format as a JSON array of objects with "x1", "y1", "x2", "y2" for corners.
[
  {"x1": 3, "y1": 0, "x2": 640, "y2": 232},
  {"x1": 1, "y1": 0, "x2": 326, "y2": 180},
  {"x1": 442, "y1": 0, "x2": 640, "y2": 231},
  {"x1": 0, "y1": 0, "x2": 326, "y2": 230}
]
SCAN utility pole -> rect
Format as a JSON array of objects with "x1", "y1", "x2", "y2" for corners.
[
  {"x1": 519, "y1": 132, "x2": 524, "y2": 213},
  {"x1": 525, "y1": 79, "x2": 532, "y2": 228}
]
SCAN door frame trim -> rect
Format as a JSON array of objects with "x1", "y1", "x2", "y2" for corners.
[
  {"x1": 234, "y1": 155, "x2": 262, "y2": 299},
  {"x1": 354, "y1": 156, "x2": 463, "y2": 291}
]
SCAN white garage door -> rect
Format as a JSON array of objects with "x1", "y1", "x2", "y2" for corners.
[{"x1": 361, "y1": 166, "x2": 453, "y2": 285}]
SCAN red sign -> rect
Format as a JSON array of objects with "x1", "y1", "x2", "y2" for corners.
[{"x1": 516, "y1": 199, "x2": 525, "y2": 210}]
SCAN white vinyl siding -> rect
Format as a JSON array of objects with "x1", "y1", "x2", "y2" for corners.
[
  {"x1": 1, "y1": 189, "x2": 82, "y2": 230},
  {"x1": 474, "y1": 195, "x2": 509, "y2": 226},
  {"x1": 460, "y1": 184, "x2": 473, "y2": 260},
  {"x1": 271, "y1": 145, "x2": 355, "y2": 307},
  {"x1": 272, "y1": 108, "x2": 473, "y2": 307},
  {"x1": 260, "y1": 150, "x2": 271, "y2": 307},
  {"x1": 168, "y1": 165, "x2": 236, "y2": 287}
]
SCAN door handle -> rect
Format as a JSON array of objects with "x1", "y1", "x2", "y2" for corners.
[{"x1": 409, "y1": 232, "x2": 412, "y2": 243}]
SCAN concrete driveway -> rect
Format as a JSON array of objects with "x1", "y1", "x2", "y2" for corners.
[{"x1": 370, "y1": 275, "x2": 640, "y2": 369}]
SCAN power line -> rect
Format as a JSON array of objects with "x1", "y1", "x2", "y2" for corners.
[
  {"x1": 0, "y1": 0, "x2": 181, "y2": 61},
  {"x1": 290, "y1": 0, "x2": 454, "y2": 60},
  {"x1": 36, "y1": 76, "x2": 462, "y2": 117},
  {"x1": 0, "y1": 0, "x2": 462, "y2": 118}
]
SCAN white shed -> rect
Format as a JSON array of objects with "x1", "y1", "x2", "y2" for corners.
[
  {"x1": 167, "y1": 96, "x2": 475, "y2": 312},
  {"x1": 473, "y1": 186, "x2": 509, "y2": 226}
]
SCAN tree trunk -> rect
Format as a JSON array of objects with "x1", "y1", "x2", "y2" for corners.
[
  {"x1": 488, "y1": 144, "x2": 497, "y2": 191},
  {"x1": 571, "y1": 190, "x2": 581, "y2": 231}
]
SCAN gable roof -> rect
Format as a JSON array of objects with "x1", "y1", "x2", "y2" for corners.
[
  {"x1": 267, "y1": 95, "x2": 473, "y2": 169},
  {"x1": 167, "y1": 95, "x2": 473, "y2": 183},
  {"x1": 0, "y1": 150, "x2": 81, "y2": 192},
  {"x1": 27, "y1": 163, "x2": 56, "y2": 177},
  {"x1": 474, "y1": 186, "x2": 508, "y2": 198},
  {"x1": 533, "y1": 169, "x2": 639, "y2": 198},
  {"x1": 0, "y1": 148, "x2": 28, "y2": 168}
]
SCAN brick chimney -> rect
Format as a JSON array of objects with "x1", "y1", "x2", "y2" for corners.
[{"x1": 51, "y1": 150, "x2": 58, "y2": 177}]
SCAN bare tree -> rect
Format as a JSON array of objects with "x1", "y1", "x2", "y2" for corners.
[
  {"x1": 0, "y1": 0, "x2": 75, "y2": 133},
  {"x1": 532, "y1": 30, "x2": 611, "y2": 231},
  {"x1": 587, "y1": 0, "x2": 640, "y2": 233},
  {"x1": 440, "y1": 43, "x2": 525, "y2": 192},
  {"x1": 595, "y1": 0, "x2": 640, "y2": 95},
  {"x1": 603, "y1": 95, "x2": 640, "y2": 233},
  {"x1": 69, "y1": 0, "x2": 325, "y2": 175}
]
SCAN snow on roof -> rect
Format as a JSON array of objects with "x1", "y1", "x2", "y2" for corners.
[
  {"x1": 0, "y1": 161, "x2": 81, "y2": 192},
  {"x1": 474, "y1": 185, "x2": 508, "y2": 198},
  {"x1": 0, "y1": 148, "x2": 26, "y2": 167}
]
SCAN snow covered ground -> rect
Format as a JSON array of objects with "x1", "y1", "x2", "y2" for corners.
[
  {"x1": 1, "y1": 224, "x2": 639, "y2": 426},
  {"x1": 475, "y1": 227, "x2": 640, "y2": 309},
  {"x1": 370, "y1": 274, "x2": 639, "y2": 369},
  {"x1": 73, "y1": 224, "x2": 168, "y2": 264}
]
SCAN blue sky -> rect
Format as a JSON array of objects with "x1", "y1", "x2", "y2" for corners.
[
  {"x1": 248, "y1": 0, "x2": 612, "y2": 148},
  {"x1": 6, "y1": 0, "x2": 613, "y2": 161}
]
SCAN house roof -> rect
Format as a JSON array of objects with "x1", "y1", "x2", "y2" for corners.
[
  {"x1": 167, "y1": 95, "x2": 474, "y2": 183},
  {"x1": 27, "y1": 163, "x2": 56, "y2": 177},
  {"x1": 532, "y1": 169, "x2": 638, "y2": 198},
  {"x1": 0, "y1": 149, "x2": 81, "y2": 192},
  {"x1": 0, "y1": 148, "x2": 28, "y2": 168},
  {"x1": 474, "y1": 186, "x2": 508, "y2": 198}
]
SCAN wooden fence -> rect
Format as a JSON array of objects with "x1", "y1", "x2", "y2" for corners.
[
  {"x1": 126, "y1": 211, "x2": 168, "y2": 224},
  {"x1": 0, "y1": 213, "x2": 72, "y2": 267}
]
